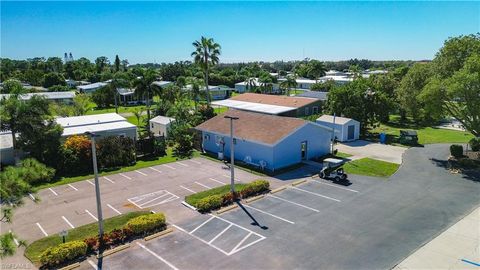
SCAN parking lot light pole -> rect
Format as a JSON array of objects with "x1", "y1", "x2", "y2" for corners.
[
  {"x1": 224, "y1": 116, "x2": 239, "y2": 194},
  {"x1": 85, "y1": 131, "x2": 104, "y2": 249}
]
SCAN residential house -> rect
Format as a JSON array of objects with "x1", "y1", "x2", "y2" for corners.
[
  {"x1": 212, "y1": 93, "x2": 321, "y2": 117},
  {"x1": 196, "y1": 110, "x2": 331, "y2": 172},
  {"x1": 0, "y1": 91, "x2": 76, "y2": 104}
]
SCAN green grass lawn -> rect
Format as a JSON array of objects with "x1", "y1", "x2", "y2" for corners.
[
  {"x1": 86, "y1": 105, "x2": 146, "y2": 116},
  {"x1": 370, "y1": 115, "x2": 474, "y2": 145},
  {"x1": 24, "y1": 211, "x2": 149, "y2": 264},
  {"x1": 335, "y1": 152, "x2": 353, "y2": 158},
  {"x1": 343, "y1": 158, "x2": 399, "y2": 178},
  {"x1": 126, "y1": 115, "x2": 144, "y2": 126},
  {"x1": 35, "y1": 148, "x2": 199, "y2": 190},
  {"x1": 185, "y1": 184, "x2": 247, "y2": 206},
  {"x1": 214, "y1": 106, "x2": 228, "y2": 114}
]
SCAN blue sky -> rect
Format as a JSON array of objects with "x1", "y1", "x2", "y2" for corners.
[{"x1": 1, "y1": 1, "x2": 479, "y2": 63}]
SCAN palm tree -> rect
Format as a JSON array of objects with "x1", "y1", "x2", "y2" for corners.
[
  {"x1": 191, "y1": 36, "x2": 221, "y2": 104},
  {"x1": 280, "y1": 75, "x2": 297, "y2": 96},
  {"x1": 244, "y1": 77, "x2": 257, "y2": 92},
  {"x1": 133, "y1": 68, "x2": 158, "y2": 133},
  {"x1": 308, "y1": 60, "x2": 327, "y2": 83}
]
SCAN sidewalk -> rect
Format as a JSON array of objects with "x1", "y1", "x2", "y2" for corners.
[{"x1": 394, "y1": 206, "x2": 480, "y2": 269}]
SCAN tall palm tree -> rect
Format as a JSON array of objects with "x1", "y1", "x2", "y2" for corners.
[
  {"x1": 191, "y1": 36, "x2": 221, "y2": 104},
  {"x1": 280, "y1": 75, "x2": 297, "y2": 96},
  {"x1": 245, "y1": 77, "x2": 257, "y2": 92},
  {"x1": 133, "y1": 68, "x2": 158, "y2": 133},
  {"x1": 308, "y1": 60, "x2": 327, "y2": 83}
]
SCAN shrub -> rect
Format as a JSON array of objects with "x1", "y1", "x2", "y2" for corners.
[
  {"x1": 83, "y1": 237, "x2": 98, "y2": 253},
  {"x1": 20, "y1": 158, "x2": 56, "y2": 185},
  {"x1": 40, "y1": 240, "x2": 87, "y2": 267},
  {"x1": 469, "y1": 138, "x2": 480, "y2": 151},
  {"x1": 458, "y1": 158, "x2": 480, "y2": 169},
  {"x1": 195, "y1": 194, "x2": 223, "y2": 213},
  {"x1": 450, "y1": 144, "x2": 463, "y2": 158},
  {"x1": 97, "y1": 136, "x2": 136, "y2": 168},
  {"x1": 240, "y1": 180, "x2": 270, "y2": 198},
  {"x1": 124, "y1": 213, "x2": 166, "y2": 235}
]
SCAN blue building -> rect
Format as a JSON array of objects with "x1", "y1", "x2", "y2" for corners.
[{"x1": 196, "y1": 110, "x2": 332, "y2": 173}]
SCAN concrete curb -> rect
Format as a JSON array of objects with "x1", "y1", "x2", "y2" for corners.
[
  {"x1": 291, "y1": 179, "x2": 307, "y2": 186},
  {"x1": 216, "y1": 204, "x2": 238, "y2": 214},
  {"x1": 245, "y1": 195, "x2": 265, "y2": 203},
  {"x1": 144, "y1": 228, "x2": 174, "y2": 241},
  {"x1": 181, "y1": 201, "x2": 197, "y2": 211},
  {"x1": 59, "y1": 262, "x2": 80, "y2": 270},
  {"x1": 97, "y1": 243, "x2": 130, "y2": 259},
  {"x1": 270, "y1": 186, "x2": 287, "y2": 194}
]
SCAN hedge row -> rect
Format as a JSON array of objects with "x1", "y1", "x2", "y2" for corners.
[
  {"x1": 192, "y1": 180, "x2": 270, "y2": 213},
  {"x1": 39, "y1": 213, "x2": 166, "y2": 267}
]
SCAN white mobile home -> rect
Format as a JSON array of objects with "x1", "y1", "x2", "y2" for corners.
[
  {"x1": 316, "y1": 115, "x2": 360, "y2": 142},
  {"x1": 149, "y1": 116, "x2": 175, "y2": 137}
]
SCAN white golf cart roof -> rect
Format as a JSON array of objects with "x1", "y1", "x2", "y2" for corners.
[{"x1": 323, "y1": 158, "x2": 345, "y2": 164}]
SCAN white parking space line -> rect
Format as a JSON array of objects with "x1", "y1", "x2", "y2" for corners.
[
  {"x1": 149, "y1": 167, "x2": 162, "y2": 173},
  {"x1": 190, "y1": 216, "x2": 215, "y2": 234},
  {"x1": 188, "y1": 159, "x2": 201, "y2": 165},
  {"x1": 180, "y1": 185, "x2": 196, "y2": 193},
  {"x1": 85, "y1": 209, "x2": 98, "y2": 221},
  {"x1": 230, "y1": 232, "x2": 252, "y2": 254},
  {"x1": 222, "y1": 174, "x2": 242, "y2": 182},
  {"x1": 177, "y1": 162, "x2": 189, "y2": 167},
  {"x1": 128, "y1": 190, "x2": 180, "y2": 209},
  {"x1": 119, "y1": 173, "x2": 132, "y2": 180},
  {"x1": 107, "y1": 204, "x2": 122, "y2": 215},
  {"x1": 242, "y1": 204, "x2": 295, "y2": 224},
  {"x1": 68, "y1": 184, "x2": 78, "y2": 191},
  {"x1": 137, "y1": 242, "x2": 179, "y2": 270},
  {"x1": 268, "y1": 194, "x2": 320, "y2": 212},
  {"x1": 36, "y1": 222, "x2": 48, "y2": 236},
  {"x1": 209, "y1": 178, "x2": 226, "y2": 185},
  {"x1": 87, "y1": 180, "x2": 95, "y2": 186},
  {"x1": 310, "y1": 179, "x2": 359, "y2": 193},
  {"x1": 173, "y1": 214, "x2": 266, "y2": 256},
  {"x1": 29, "y1": 193, "x2": 36, "y2": 201},
  {"x1": 291, "y1": 186, "x2": 341, "y2": 202},
  {"x1": 135, "y1": 170, "x2": 147, "y2": 176},
  {"x1": 163, "y1": 164, "x2": 176, "y2": 170},
  {"x1": 138, "y1": 193, "x2": 170, "y2": 208},
  {"x1": 208, "y1": 224, "x2": 232, "y2": 244},
  {"x1": 62, "y1": 216, "x2": 75, "y2": 229},
  {"x1": 195, "y1": 181, "x2": 211, "y2": 189},
  {"x1": 8, "y1": 230, "x2": 19, "y2": 246},
  {"x1": 48, "y1": 188, "x2": 58, "y2": 196},
  {"x1": 172, "y1": 224, "x2": 230, "y2": 256},
  {"x1": 104, "y1": 176, "x2": 115, "y2": 184},
  {"x1": 87, "y1": 260, "x2": 98, "y2": 270}
]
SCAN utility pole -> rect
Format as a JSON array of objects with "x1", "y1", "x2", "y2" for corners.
[
  {"x1": 224, "y1": 115, "x2": 239, "y2": 194},
  {"x1": 331, "y1": 113, "x2": 336, "y2": 154},
  {"x1": 85, "y1": 132, "x2": 104, "y2": 251}
]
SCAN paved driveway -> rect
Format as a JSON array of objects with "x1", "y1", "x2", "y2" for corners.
[
  {"x1": 5, "y1": 145, "x2": 479, "y2": 270},
  {"x1": 82, "y1": 144, "x2": 478, "y2": 270},
  {"x1": 336, "y1": 140, "x2": 407, "y2": 164}
]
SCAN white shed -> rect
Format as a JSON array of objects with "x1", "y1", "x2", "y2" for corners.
[
  {"x1": 149, "y1": 116, "x2": 175, "y2": 137},
  {"x1": 316, "y1": 115, "x2": 360, "y2": 142}
]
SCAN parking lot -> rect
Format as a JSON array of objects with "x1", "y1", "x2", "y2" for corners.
[
  {"x1": 4, "y1": 145, "x2": 479, "y2": 270},
  {"x1": 1, "y1": 157, "x2": 266, "y2": 244}
]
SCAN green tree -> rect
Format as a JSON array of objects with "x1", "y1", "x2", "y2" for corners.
[
  {"x1": 97, "y1": 136, "x2": 136, "y2": 168},
  {"x1": 191, "y1": 36, "x2": 221, "y2": 104},
  {"x1": 43, "y1": 72, "x2": 66, "y2": 88},
  {"x1": 95, "y1": 56, "x2": 110, "y2": 74},
  {"x1": 433, "y1": 34, "x2": 480, "y2": 77},
  {"x1": 133, "y1": 68, "x2": 159, "y2": 133},
  {"x1": 72, "y1": 93, "x2": 93, "y2": 116},
  {"x1": 326, "y1": 78, "x2": 391, "y2": 135},
  {"x1": 307, "y1": 60, "x2": 327, "y2": 82},
  {"x1": 91, "y1": 85, "x2": 115, "y2": 108},
  {"x1": 0, "y1": 79, "x2": 25, "y2": 94},
  {"x1": 114, "y1": 55, "x2": 121, "y2": 73},
  {"x1": 395, "y1": 63, "x2": 433, "y2": 122},
  {"x1": 280, "y1": 75, "x2": 297, "y2": 96}
]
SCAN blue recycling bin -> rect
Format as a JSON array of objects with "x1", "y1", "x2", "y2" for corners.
[{"x1": 379, "y1": 133, "x2": 386, "y2": 144}]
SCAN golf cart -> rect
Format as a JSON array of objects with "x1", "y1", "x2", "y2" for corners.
[{"x1": 319, "y1": 158, "x2": 348, "y2": 181}]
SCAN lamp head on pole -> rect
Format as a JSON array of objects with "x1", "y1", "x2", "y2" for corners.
[{"x1": 224, "y1": 116, "x2": 239, "y2": 120}]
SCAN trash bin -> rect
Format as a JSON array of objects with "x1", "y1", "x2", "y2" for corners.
[{"x1": 379, "y1": 133, "x2": 386, "y2": 144}]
